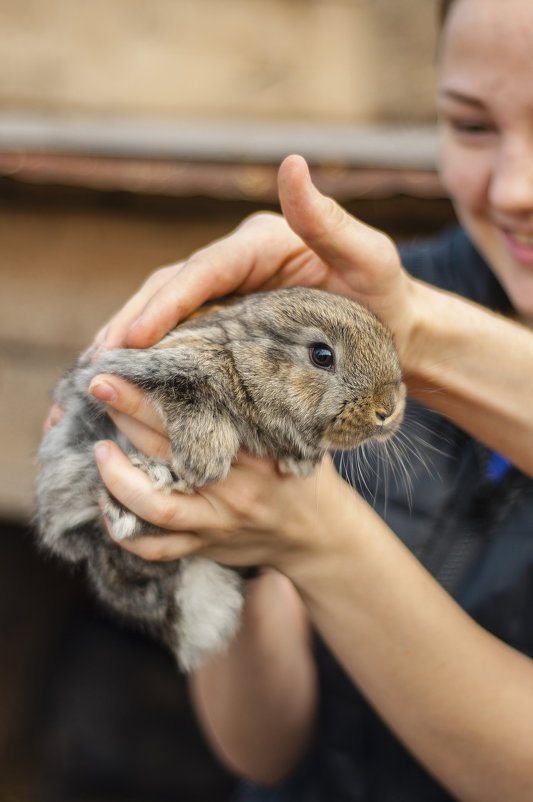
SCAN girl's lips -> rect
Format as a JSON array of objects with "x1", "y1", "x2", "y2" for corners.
[{"x1": 501, "y1": 229, "x2": 533, "y2": 266}]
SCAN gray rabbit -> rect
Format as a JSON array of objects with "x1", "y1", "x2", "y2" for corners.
[{"x1": 36, "y1": 287, "x2": 405, "y2": 670}]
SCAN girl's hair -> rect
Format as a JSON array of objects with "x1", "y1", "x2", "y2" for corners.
[{"x1": 439, "y1": 0, "x2": 456, "y2": 27}]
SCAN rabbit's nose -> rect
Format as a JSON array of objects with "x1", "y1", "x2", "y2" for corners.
[
  {"x1": 373, "y1": 382, "x2": 406, "y2": 429},
  {"x1": 374, "y1": 409, "x2": 391, "y2": 424},
  {"x1": 374, "y1": 398, "x2": 398, "y2": 425}
]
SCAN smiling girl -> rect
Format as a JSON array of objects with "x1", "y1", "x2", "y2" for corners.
[{"x1": 56, "y1": 1, "x2": 533, "y2": 799}]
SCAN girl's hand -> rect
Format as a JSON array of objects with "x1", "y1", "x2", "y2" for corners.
[
  {"x1": 88, "y1": 155, "x2": 414, "y2": 360},
  {"x1": 90, "y1": 375, "x2": 339, "y2": 572}
]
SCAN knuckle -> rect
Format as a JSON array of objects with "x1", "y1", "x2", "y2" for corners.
[
  {"x1": 117, "y1": 483, "x2": 144, "y2": 514},
  {"x1": 324, "y1": 196, "x2": 349, "y2": 229},
  {"x1": 185, "y1": 252, "x2": 226, "y2": 287},
  {"x1": 152, "y1": 493, "x2": 181, "y2": 530},
  {"x1": 123, "y1": 389, "x2": 145, "y2": 418},
  {"x1": 373, "y1": 233, "x2": 400, "y2": 273},
  {"x1": 240, "y1": 210, "x2": 281, "y2": 230},
  {"x1": 374, "y1": 228, "x2": 395, "y2": 255},
  {"x1": 107, "y1": 381, "x2": 145, "y2": 417},
  {"x1": 183, "y1": 251, "x2": 207, "y2": 271},
  {"x1": 309, "y1": 196, "x2": 349, "y2": 241}
]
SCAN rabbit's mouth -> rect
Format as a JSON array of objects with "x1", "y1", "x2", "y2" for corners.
[{"x1": 323, "y1": 382, "x2": 406, "y2": 449}]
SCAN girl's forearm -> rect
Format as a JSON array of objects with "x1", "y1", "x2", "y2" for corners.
[
  {"x1": 280, "y1": 476, "x2": 533, "y2": 802},
  {"x1": 403, "y1": 278, "x2": 533, "y2": 475},
  {"x1": 189, "y1": 569, "x2": 317, "y2": 785}
]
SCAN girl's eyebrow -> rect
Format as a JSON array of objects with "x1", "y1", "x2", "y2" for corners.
[{"x1": 439, "y1": 88, "x2": 486, "y2": 109}]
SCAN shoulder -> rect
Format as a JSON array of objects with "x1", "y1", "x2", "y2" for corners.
[{"x1": 398, "y1": 225, "x2": 511, "y2": 311}]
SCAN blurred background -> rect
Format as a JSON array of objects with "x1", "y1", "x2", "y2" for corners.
[{"x1": 0, "y1": 1, "x2": 454, "y2": 799}]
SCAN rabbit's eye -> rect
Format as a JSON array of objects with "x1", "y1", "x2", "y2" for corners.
[{"x1": 309, "y1": 343, "x2": 335, "y2": 371}]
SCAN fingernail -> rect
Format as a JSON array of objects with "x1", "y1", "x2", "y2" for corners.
[
  {"x1": 94, "y1": 441, "x2": 110, "y2": 465},
  {"x1": 89, "y1": 378, "x2": 118, "y2": 403},
  {"x1": 127, "y1": 316, "x2": 142, "y2": 334}
]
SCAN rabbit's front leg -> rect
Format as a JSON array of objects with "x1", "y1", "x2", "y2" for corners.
[{"x1": 163, "y1": 403, "x2": 241, "y2": 491}]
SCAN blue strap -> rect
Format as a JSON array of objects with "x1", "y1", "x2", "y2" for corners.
[{"x1": 486, "y1": 451, "x2": 513, "y2": 482}]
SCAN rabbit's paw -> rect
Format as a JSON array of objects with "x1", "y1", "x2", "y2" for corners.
[
  {"x1": 101, "y1": 489, "x2": 143, "y2": 541},
  {"x1": 169, "y1": 451, "x2": 233, "y2": 492},
  {"x1": 102, "y1": 454, "x2": 181, "y2": 541},
  {"x1": 129, "y1": 453, "x2": 178, "y2": 492},
  {"x1": 277, "y1": 456, "x2": 317, "y2": 478}
]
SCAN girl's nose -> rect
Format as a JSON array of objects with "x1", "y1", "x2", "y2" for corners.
[{"x1": 489, "y1": 135, "x2": 533, "y2": 216}]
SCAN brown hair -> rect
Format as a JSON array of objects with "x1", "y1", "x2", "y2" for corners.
[{"x1": 439, "y1": 0, "x2": 457, "y2": 27}]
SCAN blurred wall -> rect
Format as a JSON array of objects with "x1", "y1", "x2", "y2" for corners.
[
  {"x1": 0, "y1": 0, "x2": 439, "y2": 122},
  {"x1": 1, "y1": 0, "x2": 446, "y2": 523}
]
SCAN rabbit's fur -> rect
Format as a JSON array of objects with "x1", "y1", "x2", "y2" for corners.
[{"x1": 36, "y1": 287, "x2": 405, "y2": 670}]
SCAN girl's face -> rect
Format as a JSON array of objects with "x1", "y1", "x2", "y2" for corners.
[{"x1": 438, "y1": 0, "x2": 533, "y2": 325}]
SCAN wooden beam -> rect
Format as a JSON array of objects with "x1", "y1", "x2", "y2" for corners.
[{"x1": 0, "y1": 113, "x2": 439, "y2": 170}]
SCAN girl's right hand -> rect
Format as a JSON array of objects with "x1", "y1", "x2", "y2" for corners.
[{"x1": 89, "y1": 155, "x2": 414, "y2": 359}]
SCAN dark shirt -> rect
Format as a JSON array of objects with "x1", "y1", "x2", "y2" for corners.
[{"x1": 239, "y1": 226, "x2": 533, "y2": 802}]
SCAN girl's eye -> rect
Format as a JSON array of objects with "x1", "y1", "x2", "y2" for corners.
[
  {"x1": 448, "y1": 118, "x2": 497, "y2": 136},
  {"x1": 309, "y1": 344, "x2": 335, "y2": 371}
]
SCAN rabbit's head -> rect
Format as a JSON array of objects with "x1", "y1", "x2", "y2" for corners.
[{"x1": 225, "y1": 287, "x2": 405, "y2": 454}]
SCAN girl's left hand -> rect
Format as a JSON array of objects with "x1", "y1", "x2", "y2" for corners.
[{"x1": 90, "y1": 374, "x2": 337, "y2": 572}]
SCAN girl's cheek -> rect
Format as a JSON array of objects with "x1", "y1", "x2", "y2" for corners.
[
  {"x1": 439, "y1": 141, "x2": 491, "y2": 214},
  {"x1": 438, "y1": 137, "x2": 460, "y2": 198}
]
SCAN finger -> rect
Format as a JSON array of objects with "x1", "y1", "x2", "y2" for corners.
[
  {"x1": 100, "y1": 508, "x2": 202, "y2": 561},
  {"x1": 92, "y1": 324, "x2": 109, "y2": 350},
  {"x1": 100, "y1": 265, "x2": 181, "y2": 350},
  {"x1": 89, "y1": 375, "x2": 166, "y2": 434},
  {"x1": 124, "y1": 242, "x2": 253, "y2": 349},
  {"x1": 78, "y1": 327, "x2": 108, "y2": 363},
  {"x1": 278, "y1": 155, "x2": 399, "y2": 293},
  {"x1": 78, "y1": 267, "x2": 178, "y2": 357},
  {"x1": 43, "y1": 403, "x2": 64, "y2": 433},
  {"x1": 112, "y1": 531, "x2": 203, "y2": 561},
  {"x1": 124, "y1": 214, "x2": 299, "y2": 349},
  {"x1": 94, "y1": 440, "x2": 202, "y2": 533},
  {"x1": 107, "y1": 409, "x2": 172, "y2": 461}
]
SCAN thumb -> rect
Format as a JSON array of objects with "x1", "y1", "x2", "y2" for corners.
[{"x1": 277, "y1": 154, "x2": 399, "y2": 291}]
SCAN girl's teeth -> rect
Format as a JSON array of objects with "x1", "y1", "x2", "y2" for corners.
[{"x1": 512, "y1": 232, "x2": 533, "y2": 247}]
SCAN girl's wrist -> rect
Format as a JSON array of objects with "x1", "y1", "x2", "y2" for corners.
[
  {"x1": 391, "y1": 275, "x2": 428, "y2": 377},
  {"x1": 274, "y1": 464, "x2": 366, "y2": 590}
]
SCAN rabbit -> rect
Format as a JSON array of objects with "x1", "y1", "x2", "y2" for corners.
[{"x1": 36, "y1": 286, "x2": 405, "y2": 671}]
